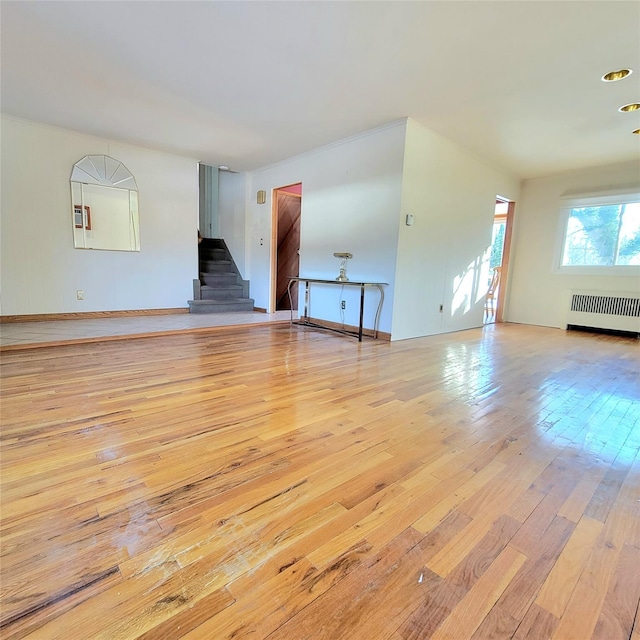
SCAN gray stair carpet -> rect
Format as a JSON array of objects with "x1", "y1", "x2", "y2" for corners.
[{"x1": 188, "y1": 238, "x2": 254, "y2": 313}]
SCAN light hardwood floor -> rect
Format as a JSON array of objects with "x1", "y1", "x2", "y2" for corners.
[
  {"x1": 0, "y1": 323, "x2": 638, "y2": 639},
  {"x1": 0, "y1": 311, "x2": 293, "y2": 349}
]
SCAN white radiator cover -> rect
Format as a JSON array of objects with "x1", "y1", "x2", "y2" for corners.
[{"x1": 567, "y1": 290, "x2": 640, "y2": 333}]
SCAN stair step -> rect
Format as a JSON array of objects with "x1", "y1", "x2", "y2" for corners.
[
  {"x1": 200, "y1": 259, "x2": 233, "y2": 272},
  {"x1": 201, "y1": 272, "x2": 238, "y2": 286},
  {"x1": 201, "y1": 285, "x2": 245, "y2": 300},
  {"x1": 200, "y1": 247, "x2": 227, "y2": 260},
  {"x1": 188, "y1": 299, "x2": 255, "y2": 314}
]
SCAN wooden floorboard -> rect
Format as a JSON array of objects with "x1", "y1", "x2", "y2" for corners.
[{"x1": 0, "y1": 323, "x2": 638, "y2": 639}]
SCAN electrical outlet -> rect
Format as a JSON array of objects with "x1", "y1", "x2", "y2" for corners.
[
  {"x1": 76, "y1": 290, "x2": 84, "y2": 300},
  {"x1": 341, "y1": 300, "x2": 346, "y2": 310}
]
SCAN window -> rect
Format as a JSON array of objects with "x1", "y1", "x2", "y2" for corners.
[{"x1": 559, "y1": 193, "x2": 640, "y2": 269}]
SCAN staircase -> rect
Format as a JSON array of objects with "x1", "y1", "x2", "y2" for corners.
[{"x1": 188, "y1": 238, "x2": 254, "y2": 313}]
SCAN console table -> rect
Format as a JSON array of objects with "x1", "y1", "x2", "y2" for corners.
[{"x1": 287, "y1": 277, "x2": 387, "y2": 341}]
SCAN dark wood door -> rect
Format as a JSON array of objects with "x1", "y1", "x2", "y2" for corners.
[{"x1": 275, "y1": 192, "x2": 301, "y2": 310}]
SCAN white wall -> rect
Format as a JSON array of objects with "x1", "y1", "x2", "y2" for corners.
[
  {"x1": 392, "y1": 119, "x2": 520, "y2": 340},
  {"x1": 246, "y1": 121, "x2": 406, "y2": 334},
  {"x1": 1, "y1": 116, "x2": 199, "y2": 315},
  {"x1": 218, "y1": 170, "x2": 247, "y2": 277},
  {"x1": 508, "y1": 160, "x2": 640, "y2": 328}
]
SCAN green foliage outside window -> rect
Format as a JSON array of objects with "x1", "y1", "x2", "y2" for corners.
[
  {"x1": 490, "y1": 224, "x2": 505, "y2": 269},
  {"x1": 562, "y1": 202, "x2": 640, "y2": 266}
]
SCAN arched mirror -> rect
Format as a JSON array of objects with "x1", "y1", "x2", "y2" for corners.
[{"x1": 70, "y1": 155, "x2": 140, "y2": 251}]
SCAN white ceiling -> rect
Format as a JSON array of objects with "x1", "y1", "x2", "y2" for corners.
[{"x1": 2, "y1": 1, "x2": 639, "y2": 179}]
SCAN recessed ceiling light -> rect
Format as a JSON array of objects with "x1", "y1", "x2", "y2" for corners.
[
  {"x1": 601, "y1": 69, "x2": 632, "y2": 82},
  {"x1": 619, "y1": 103, "x2": 640, "y2": 112}
]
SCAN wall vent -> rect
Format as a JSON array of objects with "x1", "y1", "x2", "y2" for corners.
[
  {"x1": 567, "y1": 291, "x2": 640, "y2": 336},
  {"x1": 570, "y1": 294, "x2": 640, "y2": 317}
]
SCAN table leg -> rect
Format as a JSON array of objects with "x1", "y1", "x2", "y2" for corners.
[
  {"x1": 304, "y1": 281, "x2": 310, "y2": 322},
  {"x1": 287, "y1": 279, "x2": 294, "y2": 326},
  {"x1": 359, "y1": 285, "x2": 365, "y2": 342},
  {"x1": 374, "y1": 285, "x2": 385, "y2": 339}
]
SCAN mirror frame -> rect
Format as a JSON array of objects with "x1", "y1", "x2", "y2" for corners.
[{"x1": 70, "y1": 155, "x2": 140, "y2": 251}]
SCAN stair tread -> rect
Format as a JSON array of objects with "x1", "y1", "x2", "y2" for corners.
[
  {"x1": 190, "y1": 299, "x2": 254, "y2": 305},
  {"x1": 188, "y1": 298, "x2": 255, "y2": 313},
  {"x1": 200, "y1": 272, "x2": 237, "y2": 277},
  {"x1": 202, "y1": 284, "x2": 243, "y2": 290}
]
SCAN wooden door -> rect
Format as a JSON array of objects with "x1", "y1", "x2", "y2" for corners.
[{"x1": 274, "y1": 189, "x2": 301, "y2": 311}]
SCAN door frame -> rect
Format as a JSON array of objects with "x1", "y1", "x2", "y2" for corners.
[
  {"x1": 270, "y1": 184, "x2": 302, "y2": 313},
  {"x1": 495, "y1": 199, "x2": 515, "y2": 322}
]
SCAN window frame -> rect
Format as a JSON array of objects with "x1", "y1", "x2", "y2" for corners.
[{"x1": 555, "y1": 189, "x2": 640, "y2": 276}]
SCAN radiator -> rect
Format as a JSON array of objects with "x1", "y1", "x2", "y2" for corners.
[{"x1": 567, "y1": 291, "x2": 640, "y2": 334}]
